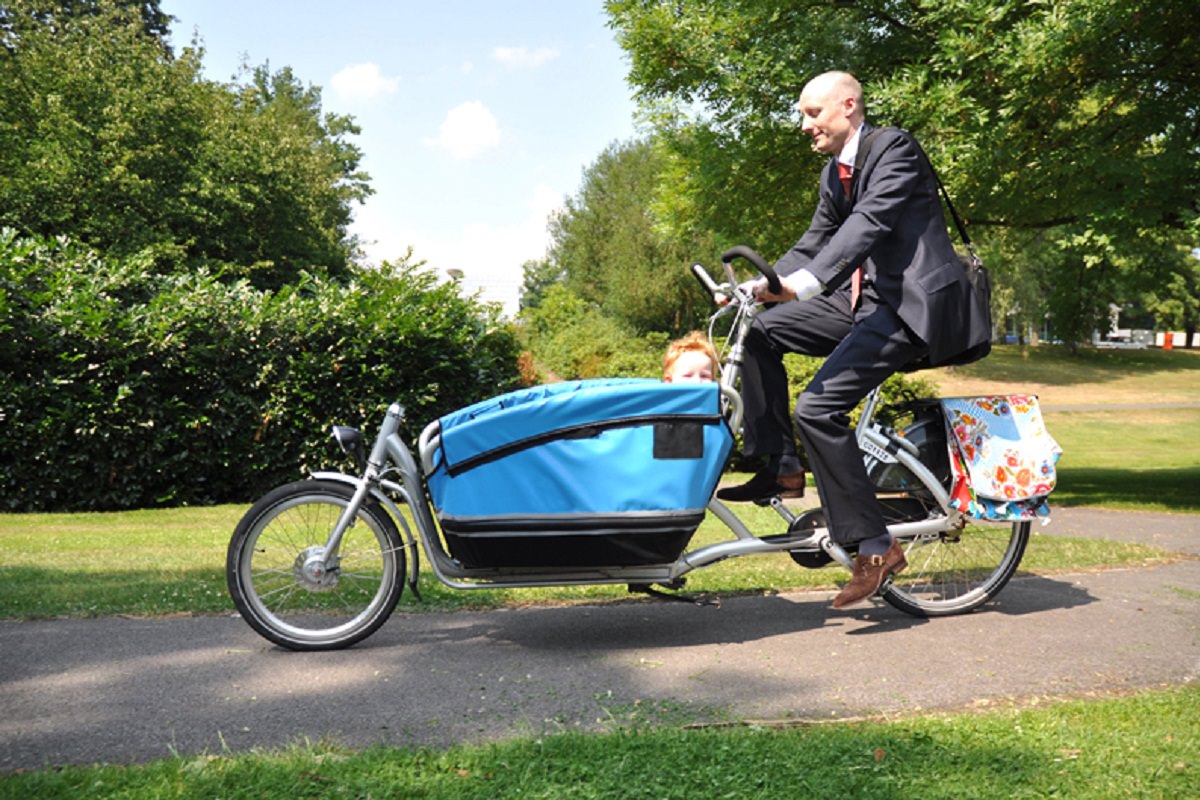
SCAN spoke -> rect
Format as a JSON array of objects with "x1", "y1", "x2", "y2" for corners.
[
  {"x1": 250, "y1": 566, "x2": 293, "y2": 579},
  {"x1": 253, "y1": 579, "x2": 301, "y2": 603}
]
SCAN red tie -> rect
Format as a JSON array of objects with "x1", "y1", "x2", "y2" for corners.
[{"x1": 837, "y1": 162, "x2": 862, "y2": 309}]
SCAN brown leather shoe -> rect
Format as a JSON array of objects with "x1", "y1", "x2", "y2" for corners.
[
  {"x1": 832, "y1": 540, "x2": 907, "y2": 609},
  {"x1": 716, "y1": 468, "x2": 805, "y2": 502}
]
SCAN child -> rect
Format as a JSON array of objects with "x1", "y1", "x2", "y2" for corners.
[{"x1": 662, "y1": 331, "x2": 718, "y2": 383}]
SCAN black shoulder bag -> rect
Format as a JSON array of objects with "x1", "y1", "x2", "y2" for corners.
[
  {"x1": 930, "y1": 165, "x2": 993, "y2": 356},
  {"x1": 858, "y1": 127, "x2": 992, "y2": 366}
]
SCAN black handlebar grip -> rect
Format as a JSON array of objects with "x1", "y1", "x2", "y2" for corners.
[{"x1": 720, "y1": 245, "x2": 781, "y2": 295}]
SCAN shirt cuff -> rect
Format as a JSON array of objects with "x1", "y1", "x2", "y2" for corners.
[{"x1": 781, "y1": 268, "x2": 823, "y2": 301}]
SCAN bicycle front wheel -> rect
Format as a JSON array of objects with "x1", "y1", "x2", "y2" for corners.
[
  {"x1": 882, "y1": 520, "x2": 1030, "y2": 616},
  {"x1": 227, "y1": 479, "x2": 405, "y2": 650}
]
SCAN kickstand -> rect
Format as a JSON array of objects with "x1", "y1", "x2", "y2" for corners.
[{"x1": 627, "y1": 583, "x2": 720, "y2": 607}]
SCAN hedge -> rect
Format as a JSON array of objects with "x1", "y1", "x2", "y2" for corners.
[{"x1": 0, "y1": 231, "x2": 522, "y2": 511}]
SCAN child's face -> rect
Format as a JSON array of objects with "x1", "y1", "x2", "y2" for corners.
[{"x1": 666, "y1": 350, "x2": 715, "y2": 383}]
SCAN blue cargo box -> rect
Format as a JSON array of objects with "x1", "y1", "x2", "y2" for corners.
[{"x1": 426, "y1": 378, "x2": 734, "y2": 568}]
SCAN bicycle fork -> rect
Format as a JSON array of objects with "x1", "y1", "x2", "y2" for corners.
[{"x1": 318, "y1": 404, "x2": 407, "y2": 573}]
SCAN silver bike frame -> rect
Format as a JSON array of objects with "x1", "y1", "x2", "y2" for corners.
[{"x1": 313, "y1": 264, "x2": 964, "y2": 591}]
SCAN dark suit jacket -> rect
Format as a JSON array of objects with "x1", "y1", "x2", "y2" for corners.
[{"x1": 773, "y1": 125, "x2": 990, "y2": 367}]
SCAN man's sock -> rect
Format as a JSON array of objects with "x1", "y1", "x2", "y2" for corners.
[
  {"x1": 858, "y1": 533, "x2": 893, "y2": 557},
  {"x1": 770, "y1": 453, "x2": 804, "y2": 476}
]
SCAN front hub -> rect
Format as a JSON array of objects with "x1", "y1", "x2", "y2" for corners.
[{"x1": 293, "y1": 546, "x2": 340, "y2": 592}]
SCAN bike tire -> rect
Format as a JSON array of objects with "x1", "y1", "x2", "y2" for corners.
[
  {"x1": 227, "y1": 479, "x2": 405, "y2": 650},
  {"x1": 881, "y1": 520, "x2": 1030, "y2": 617}
]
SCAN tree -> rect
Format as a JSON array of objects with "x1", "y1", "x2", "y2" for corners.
[
  {"x1": 1141, "y1": 248, "x2": 1200, "y2": 347},
  {"x1": 605, "y1": 0, "x2": 1200, "y2": 347},
  {"x1": 181, "y1": 63, "x2": 372, "y2": 288},
  {"x1": 518, "y1": 256, "x2": 563, "y2": 311},
  {"x1": 0, "y1": 0, "x2": 371, "y2": 289},
  {"x1": 1, "y1": 0, "x2": 170, "y2": 50},
  {"x1": 546, "y1": 137, "x2": 714, "y2": 335},
  {"x1": 518, "y1": 283, "x2": 666, "y2": 380}
]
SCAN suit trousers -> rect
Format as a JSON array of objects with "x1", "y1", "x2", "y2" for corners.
[{"x1": 738, "y1": 283, "x2": 926, "y2": 546}]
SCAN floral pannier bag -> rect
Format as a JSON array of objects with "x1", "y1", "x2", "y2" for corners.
[{"x1": 940, "y1": 395, "x2": 1062, "y2": 522}]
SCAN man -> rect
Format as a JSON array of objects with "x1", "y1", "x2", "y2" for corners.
[{"x1": 717, "y1": 71, "x2": 989, "y2": 608}]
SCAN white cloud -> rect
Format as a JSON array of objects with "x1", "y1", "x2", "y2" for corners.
[
  {"x1": 352, "y1": 185, "x2": 564, "y2": 316},
  {"x1": 329, "y1": 62, "x2": 400, "y2": 101},
  {"x1": 426, "y1": 101, "x2": 501, "y2": 160},
  {"x1": 492, "y1": 45, "x2": 560, "y2": 69}
]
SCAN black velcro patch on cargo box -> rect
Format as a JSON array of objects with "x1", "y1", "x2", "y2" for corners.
[{"x1": 653, "y1": 421, "x2": 704, "y2": 460}]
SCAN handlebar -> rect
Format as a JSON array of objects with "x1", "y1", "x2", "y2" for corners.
[
  {"x1": 691, "y1": 245, "x2": 782, "y2": 306},
  {"x1": 689, "y1": 261, "x2": 723, "y2": 298},
  {"x1": 721, "y1": 245, "x2": 781, "y2": 295}
]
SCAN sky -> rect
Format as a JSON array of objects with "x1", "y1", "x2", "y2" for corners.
[{"x1": 161, "y1": 1, "x2": 641, "y2": 315}]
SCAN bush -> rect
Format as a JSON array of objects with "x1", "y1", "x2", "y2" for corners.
[{"x1": 0, "y1": 231, "x2": 521, "y2": 511}]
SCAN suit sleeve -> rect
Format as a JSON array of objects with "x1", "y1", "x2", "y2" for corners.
[{"x1": 775, "y1": 132, "x2": 925, "y2": 292}]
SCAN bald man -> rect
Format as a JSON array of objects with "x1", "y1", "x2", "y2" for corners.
[{"x1": 717, "y1": 71, "x2": 990, "y2": 608}]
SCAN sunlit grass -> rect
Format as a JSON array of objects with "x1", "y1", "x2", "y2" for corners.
[
  {"x1": 933, "y1": 344, "x2": 1200, "y2": 406},
  {"x1": 0, "y1": 500, "x2": 1179, "y2": 619},
  {"x1": 1045, "y1": 408, "x2": 1200, "y2": 512},
  {"x1": 3, "y1": 686, "x2": 1195, "y2": 798}
]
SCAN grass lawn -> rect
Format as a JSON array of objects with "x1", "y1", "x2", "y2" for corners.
[
  {"x1": 929, "y1": 345, "x2": 1200, "y2": 513},
  {"x1": 1045, "y1": 408, "x2": 1200, "y2": 511},
  {"x1": 1, "y1": 500, "x2": 1177, "y2": 617},
  {"x1": 3, "y1": 686, "x2": 1195, "y2": 798},
  {"x1": 931, "y1": 343, "x2": 1200, "y2": 407}
]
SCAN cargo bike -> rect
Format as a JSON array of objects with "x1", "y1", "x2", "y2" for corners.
[{"x1": 227, "y1": 247, "x2": 1058, "y2": 650}]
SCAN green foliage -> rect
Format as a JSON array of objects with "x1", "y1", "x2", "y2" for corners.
[
  {"x1": 0, "y1": 1, "x2": 172, "y2": 44},
  {"x1": 518, "y1": 284, "x2": 668, "y2": 380},
  {"x1": 605, "y1": 0, "x2": 1200, "y2": 348},
  {"x1": 0, "y1": 231, "x2": 521, "y2": 511},
  {"x1": 517, "y1": 256, "x2": 563, "y2": 311},
  {"x1": 0, "y1": 0, "x2": 370, "y2": 289},
  {"x1": 547, "y1": 138, "x2": 715, "y2": 336},
  {"x1": 1141, "y1": 249, "x2": 1200, "y2": 340}
]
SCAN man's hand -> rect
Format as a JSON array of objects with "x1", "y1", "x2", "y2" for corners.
[
  {"x1": 752, "y1": 269, "x2": 823, "y2": 304},
  {"x1": 716, "y1": 277, "x2": 766, "y2": 306},
  {"x1": 719, "y1": 269, "x2": 822, "y2": 305}
]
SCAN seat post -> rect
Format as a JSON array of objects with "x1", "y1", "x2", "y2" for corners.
[{"x1": 856, "y1": 385, "x2": 883, "y2": 438}]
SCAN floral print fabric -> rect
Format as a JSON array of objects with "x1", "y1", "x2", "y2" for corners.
[{"x1": 942, "y1": 395, "x2": 1062, "y2": 521}]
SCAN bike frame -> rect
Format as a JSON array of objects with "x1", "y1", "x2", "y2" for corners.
[
  {"x1": 227, "y1": 248, "x2": 1037, "y2": 652},
  {"x1": 308, "y1": 266, "x2": 966, "y2": 594}
]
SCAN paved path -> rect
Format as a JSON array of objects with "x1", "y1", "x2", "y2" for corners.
[{"x1": 1, "y1": 508, "x2": 1197, "y2": 769}]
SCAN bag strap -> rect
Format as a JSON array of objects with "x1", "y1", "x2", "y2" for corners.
[
  {"x1": 929, "y1": 164, "x2": 976, "y2": 257},
  {"x1": 917, "y1": 141, "x2": 980, "y2": 263},
  {"x1": 862, "y1": 126, "x2": 979, "y2": 263}
]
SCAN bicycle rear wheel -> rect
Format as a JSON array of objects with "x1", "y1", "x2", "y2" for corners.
[
  {"x1": 882, "y1": 521, "x2": 1030, "y2": 616},
  {"x1": 227, "y1": 479, "x2": 405, "y2": 650}
]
